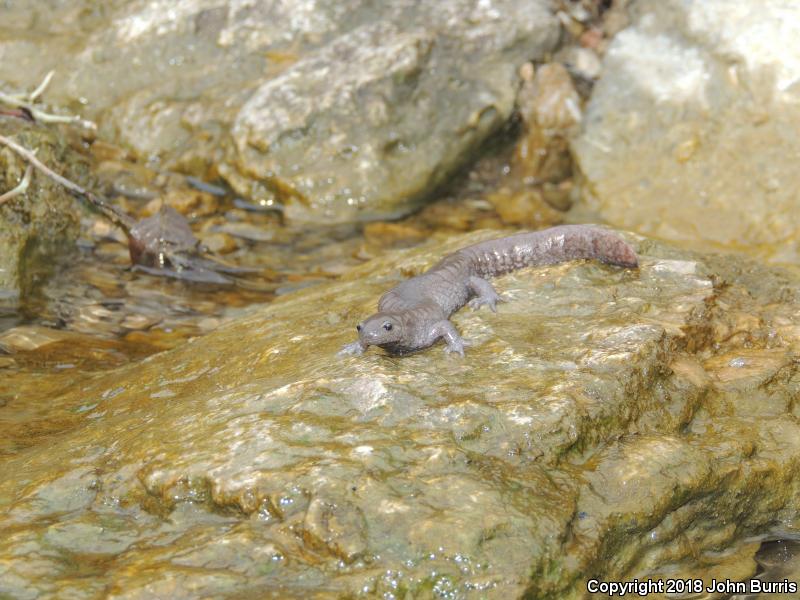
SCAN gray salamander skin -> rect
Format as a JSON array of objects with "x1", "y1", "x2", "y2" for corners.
[{"x1": 340, "y1": 225, "x2": 638, "y2": 357}]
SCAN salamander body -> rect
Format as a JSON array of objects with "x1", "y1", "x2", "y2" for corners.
[{"x1": 340, "y1": 225, "x2": 638, "y2": 356}]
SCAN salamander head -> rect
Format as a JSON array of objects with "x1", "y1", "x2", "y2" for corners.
[{"x1": 356, "y1": 312, "x2": 403, "y2": 348}]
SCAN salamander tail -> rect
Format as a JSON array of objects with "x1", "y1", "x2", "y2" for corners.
[{"x1": 598, "y1": 232, "x2": 638, "y2": 269}]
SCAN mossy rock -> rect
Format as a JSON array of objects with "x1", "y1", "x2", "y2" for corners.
[{"x1": 0, "y1": 119, "x2": 87, "y2": 299}]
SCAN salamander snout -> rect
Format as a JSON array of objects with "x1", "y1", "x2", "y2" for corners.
[{"x1": 357, "y1": 313, "x2": 402, "y2": 346}]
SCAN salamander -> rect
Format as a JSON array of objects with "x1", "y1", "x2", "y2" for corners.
[{"x1": 340, "y1": 225, "x2": 638, "y2": 356}]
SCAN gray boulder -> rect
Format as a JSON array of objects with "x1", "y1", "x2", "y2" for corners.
[
  {"x1": 0, "y1": 0, "x2": 559, "y2": 223},
  {"x1": 222, "y1": 2, "x2": 559, "y2": 222},
  {"x1": 572, "y1": 0, "x2": 800, "y2": 263}
]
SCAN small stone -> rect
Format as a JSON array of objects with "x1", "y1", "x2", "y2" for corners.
[
  {"x1": 578, "y1": 27, "x2": 603, "y2": 50},
  {"x1": 556, "y1": 10, "x2": 586, "y2": 39},
  {"x1": 513, "y1": 63, "x2": 580, "y2": 185},
  {"x1": 541, "y1": 181, "x2": 574, "y2": 211},
  {"x1": 487, "y1": 187, "x2": 562, "y2": 227},
  {"x1": 120, "y1": 314, "x2": 163, "y2": 331},
  {"x1": 0, "y1": 326, "x2": 71, "y2": 352},
  {"x1": 214, "y1": 222, "x2": 275, "y2": 242},
  {"x1": 142, "y1": 197, "x2": 164, "y2": 217},
  {"x1": 563, "y1": 47, "x2": 603, "y2": 81},
  {"x1": 302, "y1": 498, "x2": 367, "y2": 563},
  {"x1": 109, "y1": 174, "x2": 159, "y2": 201},
  {"x1": 416, "y1": 202, "x2": 472, "y2": 231},
  {"x1": 70, "y1": 304, "x2": 120, "y2": 336},
  {"x1": 674, "y1": 136, "x2": 700, "y2": 163},
  {"x1": 93, "y1": 241, "x2": 130, "y2": 263},
  {"x1": 471, "y1": 215, "x2": 505, "y2": 230},
  {"x1": 197, "y1": 317, "x2": 221, "y2": 332},
  {"x1": 363, "y1": 222, "x2": 426, "y2": 248},
  {"x1": 84, "y1": 267, "x2": 124, "y2": 294},
  {"x1": 90, "y1": 140, "x2": 129, "y2": 162},
  {"x1": 163, "y1": 188, "x2": 219, "y2": 217},
  {"x1": 199, "y1": 232, "x2": 239, "y2": 254},
  {"x1": 87, "y1": 218, "x2": 128, "y2": 244}
]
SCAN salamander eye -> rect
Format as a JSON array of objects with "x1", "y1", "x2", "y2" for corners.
[
  {"x1": 356, "y1": 324, "x2": 362, "y2": 332},
  {"x1": 383, "y1": 322, "x2": 393, "y2": 331}
]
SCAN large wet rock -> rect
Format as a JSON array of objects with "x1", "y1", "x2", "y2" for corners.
[
  {"x1": 0, "y1": 120, "x2": 84, "y2": 298},
  {"x1": 0, "y1": 0, "x2": 559, "y2": 223},
  {"x1": 1, "y1": 230, "x2": 800, "y2": 598},
  {"x1": 572, "y1": 0, "x2": 800, "y2": 263}
]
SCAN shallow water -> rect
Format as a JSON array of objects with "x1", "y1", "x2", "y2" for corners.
[{"x1": 730, "y1": 538, "x2": 800, "y2": 600}]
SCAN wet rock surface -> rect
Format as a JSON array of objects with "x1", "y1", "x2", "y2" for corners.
[
  {"x1": 0, "y1": 0, "x2": 559, "y2": 223},
  {"x1": 1, "y1": 232, "x2": 799, "y2": 598},
  {"x1": 0, "y1": 119, "x2": 85, "y2": 297},
  {"x1": 3, "y1": 1, "x2": 800, "y2": 597},
  {"x1": 572, "y1": 0, "x2": 800, "y2": 263}
]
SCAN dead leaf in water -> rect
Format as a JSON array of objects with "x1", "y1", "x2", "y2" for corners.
[{"x1": 128, "y1": 206, "x2": 263, "y2": 285}]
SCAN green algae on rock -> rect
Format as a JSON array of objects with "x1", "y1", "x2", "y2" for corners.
[
  {"x1": 1, "y1": 231, "x2": 800, "y2": 598},
  {"x1": 0, "y1": 119, "x2": 84, "y2": 298}
]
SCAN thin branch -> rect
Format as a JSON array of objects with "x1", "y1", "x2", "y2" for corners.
[
  {"x1": 0, "y1": 91, "x2": 96, "y2": 129},
  {"x1": 29, "y1": 70, "x2": 54, "y2": 102},
  {"x1": 0, "y1": 71, "x2": 96, "y2": 130},
  {"x1": 0, "y1": 134, "x2": 83, "y2": 195},
  {"x1": 0, "y1": 164, "x2": 32, "y2": 205},
  {"x1": 0, "y1": 134, "x2": 135, "y2": 233}
]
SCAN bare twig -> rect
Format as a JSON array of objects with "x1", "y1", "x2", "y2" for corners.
[
  {"x1": 0, "y1": 71, "x2": 96, "y2": 130},
  {"x1": 0, "y1": 134, "x2": 135, "y2": 232},
  {"x1": 0, "y1": 91, "x2": 96, "y2": 129},
  {"x1": 0, "y1": 164, "x2": 32, "y2": 205},
  {"x1": 0, "y1": 134, "x2": 83, "y2": 195},
  {"x1": 28, "y1": 70, "x2": 54, "y2": 102}
]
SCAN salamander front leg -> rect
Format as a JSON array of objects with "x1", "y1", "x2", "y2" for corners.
[
  {"x1": 430, "y1": 320, "x2": 465, "y2": 357},
  {"x1": 467, "y1": 276, "x2": 503, "y2": 312}
]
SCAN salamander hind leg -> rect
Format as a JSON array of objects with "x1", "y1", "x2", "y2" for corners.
[
  {"x1": 467, "y1": 276, "x2": 503, "y2": 312},
  {"x1": 430, "y1": 320, "x2": 466, "y2": 357}
]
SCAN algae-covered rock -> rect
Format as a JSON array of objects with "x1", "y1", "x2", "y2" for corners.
[
  {"x1": 1, "y1": 231, "x2": 800, "y2": 598},
  {"x1": 572, "y1": 0, "x2": 800, "y2": 263},
  {"x1": 0, "y1": 120, "x2": 84, "y2": 298},
  {"x1": 0, "y1": 0, "x2": 559, "y2": 224}
]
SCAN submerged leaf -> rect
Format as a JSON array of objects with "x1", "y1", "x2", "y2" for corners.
[
  {"x1": 128, "y1": 206, "x2": 198, "y2": 266},
  {"x1": 127, "y1": 206, "x2": 262, "y2": 285}
]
